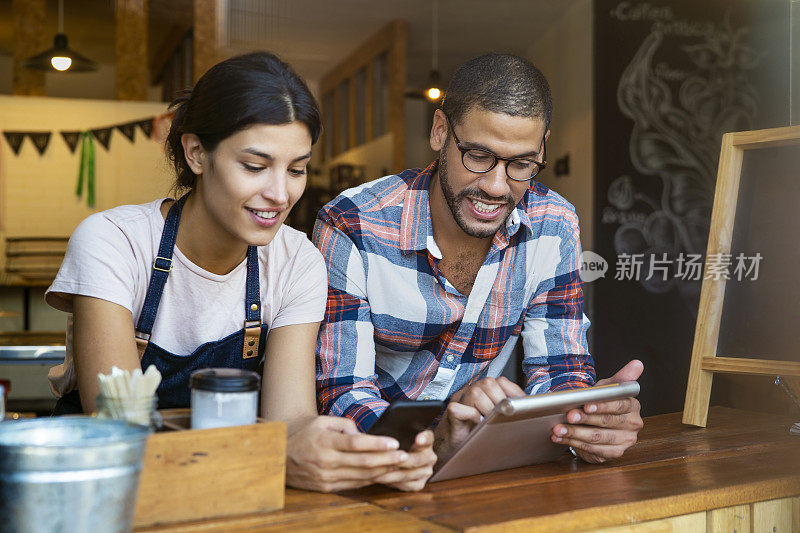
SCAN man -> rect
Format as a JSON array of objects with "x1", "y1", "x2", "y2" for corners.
[{"x1": 312, "y1": 53, "x2": 643, "y2": 485}]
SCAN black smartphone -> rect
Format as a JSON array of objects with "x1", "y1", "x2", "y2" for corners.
[{"x1": 367, "y1": 400, "x2": 445, "y2": 451}]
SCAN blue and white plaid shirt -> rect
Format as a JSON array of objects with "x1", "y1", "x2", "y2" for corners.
[{"x1": 313, "y1": 161, "x2": 595, "y2": 431}]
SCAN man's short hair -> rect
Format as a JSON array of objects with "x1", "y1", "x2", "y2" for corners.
[{"x1": 441, "y1": 53, "x2": 553, "y2": 129}]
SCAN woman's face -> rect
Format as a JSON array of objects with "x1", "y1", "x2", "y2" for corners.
[{"x1": 193, "y1": 121, "x2": 312, "y2": 247}]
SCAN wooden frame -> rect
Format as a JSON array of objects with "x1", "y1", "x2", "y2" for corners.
[
  {"x1": 319, "y1": 20, "x2": 407, "y2": 174},
  {"x1": 683, "y1": 125, "x2": 800, "y2": 427}
]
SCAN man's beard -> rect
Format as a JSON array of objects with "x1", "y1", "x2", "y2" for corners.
[{"x1": 438, "y1": 146, "x2": 515, "y2": 239}]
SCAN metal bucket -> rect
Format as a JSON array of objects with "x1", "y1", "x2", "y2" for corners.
[{"x1": 0, "y1": 417, "x2": 150, "y2": 533}]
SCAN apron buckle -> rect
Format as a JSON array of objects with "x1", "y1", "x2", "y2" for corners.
[{"x1": 153, "y1": 256, "x2": 173, "y2": 272}]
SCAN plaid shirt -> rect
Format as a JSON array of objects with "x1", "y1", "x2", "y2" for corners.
[{"x1": 313, "y1": 161, "x2": 595, "y2": 431}]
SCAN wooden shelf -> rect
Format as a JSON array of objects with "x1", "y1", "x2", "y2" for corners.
[{"x1": 702, "y1": 356, "x2": 800, "y2": 377}]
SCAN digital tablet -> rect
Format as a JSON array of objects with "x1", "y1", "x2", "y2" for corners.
[{"x1": 429, "y1": 381, "x2": 640, "y2": 482}]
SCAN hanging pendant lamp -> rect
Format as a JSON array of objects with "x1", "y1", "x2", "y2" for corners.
[
  {"x1": 24, "y1": 0, "x2": 97, "y2": 72},
  {"x1": 405, "y1": 0, "x2": 444, "y2": 101},
  {"x1": 424, "y1": 0, "x2": 442, "y2": 102}
]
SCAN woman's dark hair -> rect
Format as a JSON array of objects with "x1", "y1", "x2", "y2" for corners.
[{"x1": 166, "y1": 52, "x2": 322, "y2": 191}]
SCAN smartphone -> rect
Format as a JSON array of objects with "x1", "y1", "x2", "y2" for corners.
[{"x1": 367, "y1": 400, "x2": 446, "y2": 450}]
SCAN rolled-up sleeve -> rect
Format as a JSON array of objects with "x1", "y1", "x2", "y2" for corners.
[{"x1": 521, "y1": 213, "x2": 595, "y2": 394}]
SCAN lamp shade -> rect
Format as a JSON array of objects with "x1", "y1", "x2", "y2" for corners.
[{"x1": 24, "y1": 33, "x2": 97, "y2": 72}]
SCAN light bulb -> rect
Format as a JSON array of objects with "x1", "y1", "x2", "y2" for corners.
[
  {"x1": 51, "y1": 56, "x2": 71, "y2": 71},
  {"x1": 426, "y1": 87, "x2": 441, "y2": 101}
]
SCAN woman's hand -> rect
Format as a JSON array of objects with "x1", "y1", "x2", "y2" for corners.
[
  {"x1": 286, "y1": 415, "x2": 409, "y2": 493},
  {"x1": 373, "y1": 430, "x2": 437, "y2": 491}
]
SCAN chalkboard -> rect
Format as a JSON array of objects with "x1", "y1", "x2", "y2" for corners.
[
  {"x1": 717, "y1": 144, "x2": 800, "y2": 363},
  {"x1": 592, "y1": 0, "x2": 790, "y2": 416}
]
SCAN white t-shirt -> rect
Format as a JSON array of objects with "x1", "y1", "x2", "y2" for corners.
[{"x1": 45, "y1": 198, "x2": 327, "y2": 397}]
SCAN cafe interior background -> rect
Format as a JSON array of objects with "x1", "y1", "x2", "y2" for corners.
[{"x1": 0, "y1": 0, "x2": 797, "y2": 419}]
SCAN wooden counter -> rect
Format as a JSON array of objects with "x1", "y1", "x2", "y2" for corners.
[{"x1": 138, "y1": 407, "x2": 800, "y2": 532}]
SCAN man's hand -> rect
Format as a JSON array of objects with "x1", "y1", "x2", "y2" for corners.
[
  {"x1": 374, "y1": 430, "x2": 437, "y2": 491},
  {"x1": 286, "y1": 416, "x2": 408, "y2": 493},
  {"x1": 551, "y1": 359, "x2": 644, "y2": 463},
  {"x1": 434, "y1": 377, "x2": 525, "y2": 462}
]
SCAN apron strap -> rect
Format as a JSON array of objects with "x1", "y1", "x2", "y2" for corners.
[
  {"x1": 242, "y1": 245, "x2": 261, "y2": 359},
  {"x1": 134, "y1": 194, "x2": 188, "y2": 359}
]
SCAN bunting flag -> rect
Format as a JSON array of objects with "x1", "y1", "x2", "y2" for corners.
[
  {"x1": 28, "y1": 132, "x2": 51, "y2": 155},
  {"x1": 136, "y1": 118, "x2": 154, "y2": 138},
  {"x1": 117, "y1": 121, "x2": 137, "y2": 143},
  {"x1": 76, "y1": 132, "x2": 96, "y2": 208},
  {"x1": 2, "y1": 115, "x2": 159, "y2": 157},
  {"x1": 61, "y1": 131, "x2": 82, "y2": 153},
  {"x1": 3, "y1": 132, "x2": 26, "y2": 155},
  {"x1": 90, "y1": 127, "x2": 113, "y2": 150}
]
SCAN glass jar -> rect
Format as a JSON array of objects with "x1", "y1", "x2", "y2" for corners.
[
  {"x1": 190, "y1": 368, "x2": 260, "y2": 429},
  {"x1": 95, "y1": 393, "x2": 160, "y2": 430}
]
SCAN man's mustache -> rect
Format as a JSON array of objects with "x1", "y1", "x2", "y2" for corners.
[{"x1": 457, "y1": 188, "x2": 515, "y2": 206}]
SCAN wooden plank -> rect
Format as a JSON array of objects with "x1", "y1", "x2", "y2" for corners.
[
  {"x1": 133, "y1": 422, "x2": 286, "y2": 528},
  {"x1": 352, "y1": 408, "x2": 798, "y2": 507},
  {"x1": 387, "y1": 20, "x2": 407, "y2": 173},
  {"x1": 702, "y1": 357, "x2": 800, "y2": 377},
  {"x1": 192, "y1": 0, "x2": 221, "y2": 83},
  {"x1": 137, "y1": 493, "x2": 453, "y2": 532},
  {"x1": 115, "y1": 0, "x2": 148, "y2": 101},
  {"x1": 138, "y1": 409, "x2": 799, "y2": 532},
  {"x1": 348, "y1": 77, "x2": 357, "y2": 150},
  {"x1": 357, "y1": 408, "x2": 800, "y2": 533},
  {"x1": 0, "y1": 331, "x2": 65, "y2": 346},
  {"x1": 592, "y1": 512, "x2": 706, "y2": 533},
  {"x1": 150, "y1": 24, "x2": 191, "y2": 83},
  {"x1": 793, "y1": 497, "x2": 799, "y2": 533},
  {"x1": 137, "y1": 490, "x2": 361, "y2": 532},
  {"x1": 366, "y1": 450, "x2": 800, "y2": 532},
  {"x1": 707, "y1": 504, "x2": 749, "y2": 533},
  {"x1": 11, "y1": 0, "x2": 46, "y2": 96},
  {"x1": 331, "y1": 87, "x2": 341, "y2": 157},
  {"x1": 365, "y1": 61, "x2": 375, "y2": 142},
  {"x1": 319, "y1": 20, "x2": 405, "y2": 166},
  {"x1": 683, "y1": 133, "x2": 744, "y2": 427},
  {"x1": 320, "y1": 93, "x2": 330, "y2": 163},
  {"x1": 751, "y1": 498, "x2": 792, "y2": 532},
  {"x1": 319, "y1": 21, "x2": 397, "y2": 95},
  {"x1": 730, "y1": 125, "x2": 800, "y2": 149}
]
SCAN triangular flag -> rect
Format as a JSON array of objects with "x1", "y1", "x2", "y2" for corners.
[
  {"x1": 3, "y1": 131, "x2": 26, "y2": 155},
  {"x1": 90, "y1": 127, "x2": 113, "y2": 150},
  {"x1": 27, "y1": 131, "x2": 51, "y2": 155},
  {"x1": 61, "y1": 131, "x2": 82, "y2": 153},
  {"x1": 136, "y1": 118, "x2": 154, "y2": 138},
  {"x1": 117, "y1": 122, "x2": 137, "y2": 143}
]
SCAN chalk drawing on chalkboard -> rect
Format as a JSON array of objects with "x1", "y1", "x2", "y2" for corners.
[{"x1": 610, "y1": 15, "x2": 761, "y2": 301}]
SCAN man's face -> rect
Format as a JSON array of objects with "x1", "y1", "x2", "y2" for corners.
[{"x1": 430, "y1": 108, "x2": 548, "y2": 239}]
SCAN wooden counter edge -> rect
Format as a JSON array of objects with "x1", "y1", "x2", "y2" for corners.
[{"x1": 463, "y1": 475, "x2": 800, "y2": 533}]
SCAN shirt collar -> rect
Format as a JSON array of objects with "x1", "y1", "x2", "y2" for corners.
[
  {"x1": 398, "y1": 160, "x2": 546, "y2": 253},
  {"x1": 399, "y1": 162, "x2": 436, "y2": 253}
]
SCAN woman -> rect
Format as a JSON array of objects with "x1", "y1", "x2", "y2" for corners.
[{"x1": 45, "y1": 52, "x2": 435, "y2": 492}]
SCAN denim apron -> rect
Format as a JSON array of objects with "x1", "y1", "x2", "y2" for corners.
[{"x1": 54, "y1": 195, "x2": 268, "y2": 413}]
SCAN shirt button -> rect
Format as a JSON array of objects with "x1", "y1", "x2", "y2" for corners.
[{"x1": 446, "y1": 354, "x2": 454, "y2": 363}]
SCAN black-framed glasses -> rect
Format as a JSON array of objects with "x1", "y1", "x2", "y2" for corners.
[{"x1": 444, "y1": 113, "x2": 547, "y2": 182}]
